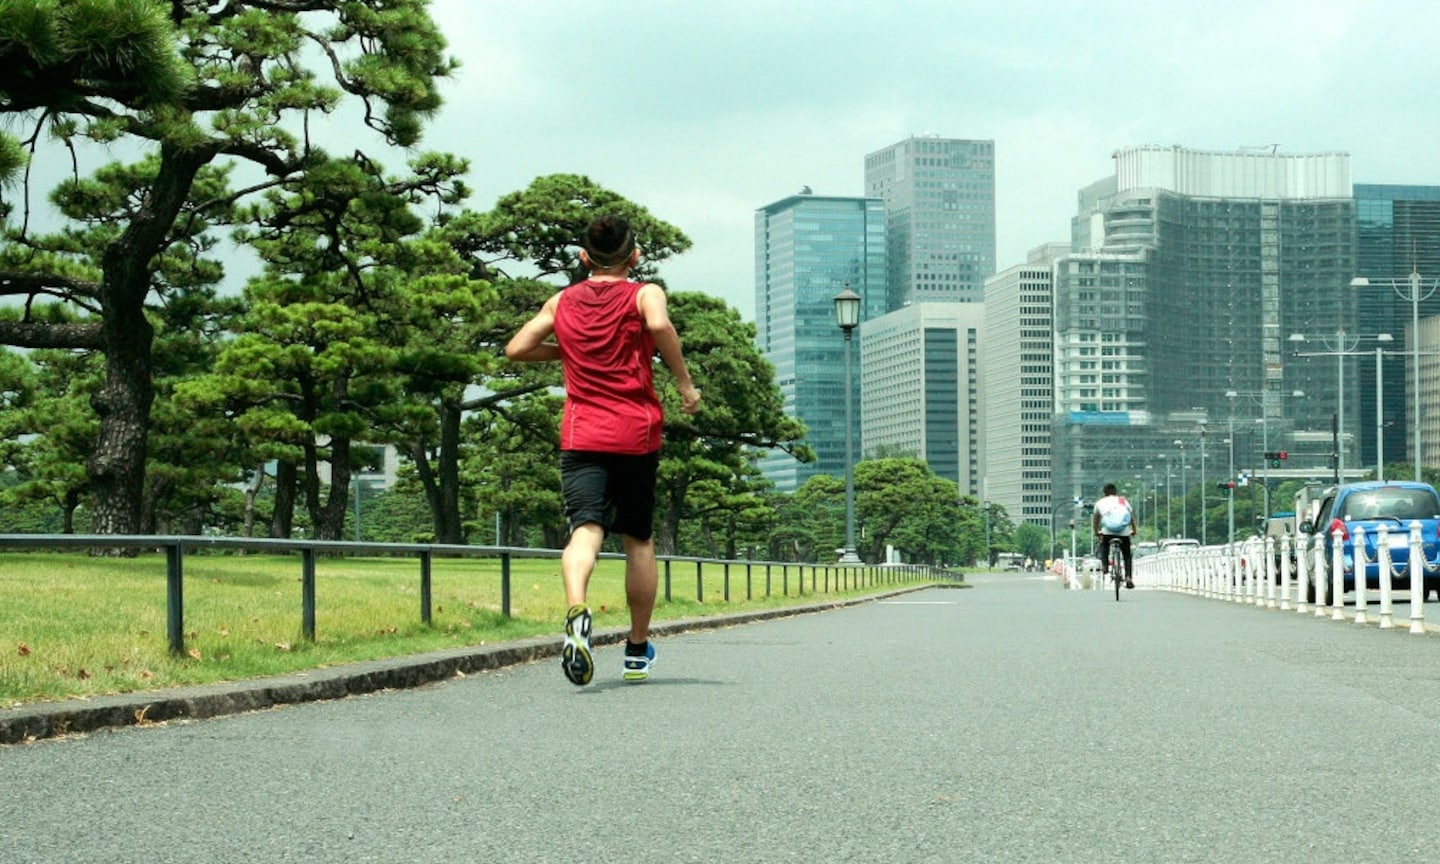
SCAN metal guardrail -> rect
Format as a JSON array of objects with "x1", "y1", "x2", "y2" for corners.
[{"x1": 0, "y1": 534, "x2": 945, "y2": 655}]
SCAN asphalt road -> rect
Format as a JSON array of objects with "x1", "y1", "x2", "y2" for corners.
[{"x1": 6, "y1": 575, "x2": 1440, "y2": 863}]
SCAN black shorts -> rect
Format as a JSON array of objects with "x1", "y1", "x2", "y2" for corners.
[{"x1": 559, "y1": 450, "x2": 660, "y2": 541}]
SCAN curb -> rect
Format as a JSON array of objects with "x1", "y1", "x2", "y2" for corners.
[{"x1": 1, "y1": 586, "x2": 936, "y2": 745}]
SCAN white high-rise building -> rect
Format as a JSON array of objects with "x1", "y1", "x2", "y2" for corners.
[
  {"x1": 981, "y1": 244, "x2": 1065, "y2": 527},
  {"x1": 860, "y1": 302, "x2": 985, "y2": 493}
]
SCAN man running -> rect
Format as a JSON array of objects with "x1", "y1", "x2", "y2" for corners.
[{"x1": 505, "y1": 214, "x2": 701, "y2": 685}]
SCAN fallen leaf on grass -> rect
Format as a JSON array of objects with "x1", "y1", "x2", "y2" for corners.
[
  {"x1": 17, "y1": 643, "x2": 30, "y2": 657},
  {"x1": 274, "y1": 642, "x2": 292, "y2": 652},
  {"x1": 139, "y1": 669, "x2": 154, "y2": 679},
  {"x1": 76, "y1": 668, "x2": 90, "y2": 680},
  {"x1": 187, "y1": 648, "x2": 202, "y2": 661}
]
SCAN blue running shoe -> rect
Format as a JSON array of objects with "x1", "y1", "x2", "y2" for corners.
[
  {"x1": 622, "y1": 640, "x2": 655, "y2": 682},
  {"x1": 561, "y1": 605, "x2": 593, "y2": 686}
]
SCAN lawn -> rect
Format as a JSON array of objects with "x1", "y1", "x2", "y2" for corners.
[{"x1": 1, "y1": 552, "x2": 929, "y2": 705}]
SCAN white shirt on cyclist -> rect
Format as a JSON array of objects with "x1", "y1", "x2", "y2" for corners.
[{"x1": 1093, "y1": 494, "x2": 1135, "y2": 536}]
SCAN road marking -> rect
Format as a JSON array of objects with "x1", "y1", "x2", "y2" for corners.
[{"x1": 879, "y1": 600, "x2": 961, "y2": 605}]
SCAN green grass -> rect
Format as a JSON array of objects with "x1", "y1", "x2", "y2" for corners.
[{"x1": 1, "y1": 552, "x2": 930, "y2": 705}]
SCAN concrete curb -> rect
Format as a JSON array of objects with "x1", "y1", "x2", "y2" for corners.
[{"x1": 1, "y1": 585, "x2": 941, "y2": 745}]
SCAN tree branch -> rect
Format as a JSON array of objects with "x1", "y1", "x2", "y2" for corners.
[
  {"x1": 0, "y1": 270, "x2": 102, "y2": 300},
  {"x1": 0, "y1": 319, "x2": 103, "y2": 350}
]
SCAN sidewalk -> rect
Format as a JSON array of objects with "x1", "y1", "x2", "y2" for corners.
[{"x1": 1, "y1": 586, "x2": 936, "y2": 745}]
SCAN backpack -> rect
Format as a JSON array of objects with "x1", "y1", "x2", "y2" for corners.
[{"x1": 1099, "y1": 496, "x2": 1132, "y2": 533}]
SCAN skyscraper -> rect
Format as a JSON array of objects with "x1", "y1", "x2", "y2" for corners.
[
  {"x1": 860, "y1": 302, "x2": 985, "y2": 492},
  {"x1": 864, "y1": 136, "x2": 996, "y2": 309},
  {"x1": 754, "y1": 191, "x2": 886, "y2": 492},
  {"x1": 1353, "y1": 184, "x2": 1440, "y2": 473},
  {"x1": 981, "y1": 244, "x2": 1065, "y2": 526},
  {"x1": 1051, "y1": 146, "x2": 1357, "y2": 529}
]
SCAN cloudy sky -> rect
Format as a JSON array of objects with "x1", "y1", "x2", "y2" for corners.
[{"x1": 414, "y1": 0, "x2": 1440, "y2": 321}]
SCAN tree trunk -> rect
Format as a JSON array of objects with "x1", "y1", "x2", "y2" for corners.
[
  {"x1": 271, "y1": 460, "x2": 297, "y2": 538},
  {"x1": 244, "y1": 464, "x2": 267, "y2": 538},
  {"x1": 306, "y1": 437, "x2": 350, "y2": 541},
  {"x1": 411, "y1": 399, "x2": 466, "y2": 545},
  {"x1": 435, "y1": 399, "x2": 464, "y2": 544},
  {"x1": 88, "y1": 141, "x2": 213, "y2": 538}
]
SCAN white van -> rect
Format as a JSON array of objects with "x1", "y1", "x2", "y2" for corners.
[{"x1": 1159, "y1": 538, "x2": 1200, "y2": 553}]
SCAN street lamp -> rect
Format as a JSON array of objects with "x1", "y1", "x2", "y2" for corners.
[
  {"x1": 1162, "y1": 454, "x2": 1172, "y2": 538},
  {"x1": 1226, "y1": 388, "x2": 1303, "y2": 516},
  {"x1": 1174, "y1": 439, "x2": 1187, "y2": 539},
  {"x1": 1198, "y1": 428, "x2": 1207, "y2": 545},
  {"x1": 1290, "y1": 331, "x2": 1390, "y2": 483},
  {"x1": 834, "y1": 284, "x2": 862, "y2": 564},
  {"x1": 1353, "y1": 272, "x2": 1440, "y2": 481}
]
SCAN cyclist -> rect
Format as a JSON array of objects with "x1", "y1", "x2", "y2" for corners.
[{"x1": 1091, "y1": 482, "x2": 1137, "y2": 589}]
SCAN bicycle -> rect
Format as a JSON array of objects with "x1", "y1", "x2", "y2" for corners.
[{"x1": 1100, "y1": 535, "x2": 1128, "y2": 601}]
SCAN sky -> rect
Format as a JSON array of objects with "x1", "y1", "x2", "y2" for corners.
[{"x1": 411, "y1": 0, "x2": 1440, "y2": 322}]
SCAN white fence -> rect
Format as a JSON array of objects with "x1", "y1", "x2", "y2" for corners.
[{"x1": 1095, "y1": 524, "x2": 1439, "y2": 633}]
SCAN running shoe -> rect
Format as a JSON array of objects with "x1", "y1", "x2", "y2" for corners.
[
  {"x1": 561, "y1": 604, "x2": 593, "y2": 686},
  {"x1": 622, "y1": 640, "x2": 656, "y2": 682}
]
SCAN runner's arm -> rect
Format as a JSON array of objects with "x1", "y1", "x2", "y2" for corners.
[
  {"x1": 505, "y1": 294, "x2": 561, "y2": 362},
  {"x1": 638, "y1": 283, "x2": 701, "y2": 415}
]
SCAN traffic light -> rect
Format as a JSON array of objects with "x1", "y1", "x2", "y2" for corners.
[
  {"x1": 1216, "y1": 481, "x2": 1235, "y2": 491},
  {"x1": 1264, "y1": 450, "x2": 1288, "y2": 468}
]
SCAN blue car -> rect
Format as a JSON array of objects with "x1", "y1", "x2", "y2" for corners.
[{"x1": 1299, "y1": 481, "x2": 1440, "y2": 602}]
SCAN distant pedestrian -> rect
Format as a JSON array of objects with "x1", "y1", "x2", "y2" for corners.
[{"x1": 505, "y1": 214, "x2": 701, "y2": 685}]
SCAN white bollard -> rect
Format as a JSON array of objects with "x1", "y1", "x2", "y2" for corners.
[
  {"x1": 1353, "y1": 526, "x2": 1369, "y2": 625},
  {"x1": 1279, "y1": 534, "x2": 1292, "y2": 611},
  {"x1": 1314, "y1": 533, "x2": 1330, "y2": 617},
  {"x1": 1377, "y1": 525, "x2": 1394, "y2": 629},
  {"x1": 1293, "y1": 532, "x2": 1308, "y2": 614},
  {"x1": 1331, "y1": 527, "x2": 1347, "y2": 621},
  {"x1": 1410, "y1": 521, "x2": 1427, "y2": 634},
  {"x1": 1265, "y1": 536, "x2": 1278, "y2": 609},
  {"x1": 1252, "y1": 540, "x2": 1264, "y2": 606}
]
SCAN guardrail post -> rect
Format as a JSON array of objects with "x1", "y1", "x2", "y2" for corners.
[
  {"x1": 1353, "y1": 526, "x2": 1369, "y2": 625},
  {"x1": 1294, "y1": 533, "x2": 1309, "y2": 614},
  {"x1": 664, "y1": 558, "x2": 672, "y2": 602},
  {"x1": 1331, "y1": 527, "x2": 1346, "y2": 621},
  {"x1": 695, "y1": 560, "x2": 703, "y2": 603},
  {"x1": 420, "y1": 550, "x2": 433, "y2": 625},
  {"x1": 723, "y1": 562, "x2": 730, "y2": 602},
  {"x1": 165, "y1": 541, "x2": 185, "y2": 656},
  {"x1": 782, "y1": 564, "x2": 789, "y2": 597},
  {"x1": 1376, "y1": 526, "x2": 1394, "y2": 629},
  {"x1": 1410, "y1": 521, "x2": 1426, "y2": 634},
  {"x1": 302, "y1": 547, "x2": 317, "y2": 641},
  {"x1": 500, "y1": 552, "x2": 512, "y2": 618},
  {"x1": 746, "y1": 562, "x2": 752, "y2": 600},
  {"x1": 1279, "y1": 534, "x2": 1292, "y2": 611},
  {"x1": 1265, "y1": 537, "x2": 1278, "y2": 609}
]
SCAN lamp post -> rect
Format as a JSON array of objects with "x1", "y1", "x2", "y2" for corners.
[
  {"x1": 1163, "y1": 454, "x2": 1172, "y2": 538},
  {"x1": 1353, "y1": 272, "x2": 1440, "y2": 482},
  {"x1": 1198, "y1": 428, "x2": 1207, "y2": 545},
  {"x1": 1174, "y1": 439, "x2": 1187, "y2": 539},
  {"x1": 833, "y1": 284, "x2": 862, "y2": 564},
  {"x1": 1290, "y1": 331, "x2": 1390, "y2": 483}
]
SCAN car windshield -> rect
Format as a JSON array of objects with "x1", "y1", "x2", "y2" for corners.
[{"x1": 1339, "y1": 488, "x2": 1440, "y2": 521}]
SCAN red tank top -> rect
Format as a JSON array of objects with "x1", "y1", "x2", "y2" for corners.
[{"x1": 553, "y1": 278, "x2": 662, "y2": 454}]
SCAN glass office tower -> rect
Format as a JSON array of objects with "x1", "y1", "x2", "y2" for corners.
[
  {"x1": 754, "y1": 192, "x2": 886, "y2": 491},
  {"x1": 864, "y1": 136, "x2": 996, "y2": 309},
  {"x1": 1051, "y1": 146, "x2": 1357, "y2": 531},
  {"x1": 1353, "y1": 184, "x2": 1440, "y2": 473}
]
